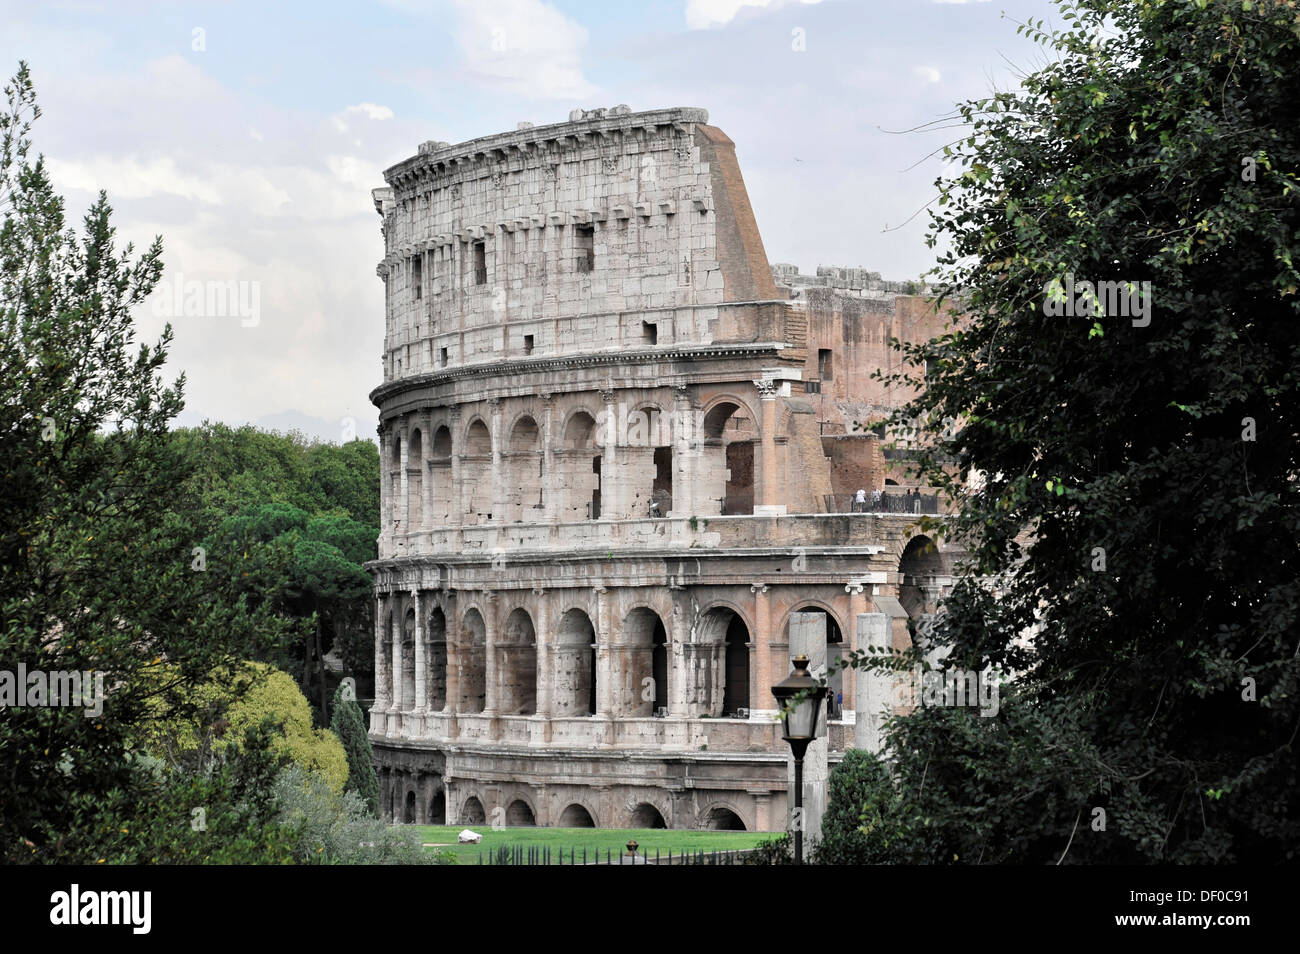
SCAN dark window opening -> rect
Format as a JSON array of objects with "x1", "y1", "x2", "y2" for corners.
[
  {"x1": 439, "y1": 347, "x2": 448, "y2": 368},
  {"x1": 575, "y1": 224, "x2": 595, "y2": 274},
  {"x1": 651, "y1": 446, "x2": 672, "y2": 517},
  {"x1": 818, "y1": 348, "x2": 833, "y2": 381},
  {"x1": 642, "y1": 321, "x2": 657, "y2": 345},
  {"x1": 523, "y1": 334, "x2": 534, "y2": 355},
  {"x1": 472, "y1": 240, "x2": 486, "y2": 286},
  {"x1": 588, "y1": 455, "x2": 601, "y2": 519},
  {"x1": 411, "y1": 255, "x2": 422, "y2": 300}
]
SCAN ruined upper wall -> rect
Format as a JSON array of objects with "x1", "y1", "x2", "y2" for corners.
[{"x1": 373, "y1": 106, "x2": 787, "y2": 383}]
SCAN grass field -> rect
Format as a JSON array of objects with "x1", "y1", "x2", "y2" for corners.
[{"x1": 411, "y1": 824, "x2": 777, "y2": 864}]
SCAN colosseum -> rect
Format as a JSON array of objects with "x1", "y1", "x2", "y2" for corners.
[{"x1": 366, "y1": 105, "x2": 959, "y2": 836}]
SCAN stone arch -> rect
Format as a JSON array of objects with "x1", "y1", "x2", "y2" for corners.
[
  {"x1": 899, "y1": 535, "x2": 946, "y2": 616},
  {"x1": 620, "y1": 607, "x2": 668, "y2": 717},
  {"x1": 498, "y1": 607, "x2": 537, "y2": 715},
  {"x1": 694, "y1": 605, "x2": 753, "y2": 717},
  {"x1": 505, "y1": 414, "x2": 543, "y2": 522},
  {"x1": 629, "y1": 800, "x2": 669, "y2": 829},
  {"x1": 559, "y1": 409, "x2": 601, "y2": 520},
  {"x1": 459, "y1": 608, "x2": 487, "y2": 713},
  {"x1": 379, "y1": 608, "x2": 394, "y2": 708},
  {"x1": 461, "y1": 795, "x2": 486, "y2": 825},
  {"x1": 400, "y1": 607, "x2": 416, "y2": 711},
  {"x1": 561, "y1": 408, "x2": 599, "y2": 448},
  {"x1": 430, "y1": 424, "x2": 452, "y2": 523},
  {"x1": 700, "y1": 397, "x2": 758, "y2": 515},
  {"x1": 505, "y1": 797, "x2": 537, "y2": 827},
  {"x1": 387, "y1": 429, "x2": 402, "y2": 533},
  {"x1": 407, "y1": 427, "x2": 424, "y2": 530},
  {"x1": 783, "y1": 603, "x2": 845, "y2": 719},
  {"x1": 427, "y1": 605, "x2": 448, "y2": 711},
  {"x1": 429, "y1": 790, "x2": 446, "y2": 824},
  {"x1": 553, "y1": 608, "x2": 597, "y2": 717},
  {"x1": 404, "y1": 789, "x2": 417, "y2": 824},
  {"x1": 462, "y1": 418, "x2": 493, "y2": 523},
  {"x1": 699, "y1": 803, "x2": 747, "y2": 831},
  {"x1": 558, "y1": 802, "x2": 597, "y2": 828}
]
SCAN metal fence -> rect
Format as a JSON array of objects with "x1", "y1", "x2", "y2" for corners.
[
  {"x1": 822, "y1": 492, "x2": 941, "y2": 515},
  {"x1": 477, "y1": 845, "x2": 755, "y2": 865}
]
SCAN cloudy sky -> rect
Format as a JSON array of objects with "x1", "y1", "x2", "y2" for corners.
[{"x1": 1, "y1": 0, "x2": 1061, "y2": 443}]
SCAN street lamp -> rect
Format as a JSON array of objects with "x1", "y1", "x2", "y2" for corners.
[{"x1": 772, "y1": 654, "x2": 827, "y2": 864}]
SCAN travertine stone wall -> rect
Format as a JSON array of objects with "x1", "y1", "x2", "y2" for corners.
[{"x1": 367, "y1": 108, "x2": 964, "y2": 832}]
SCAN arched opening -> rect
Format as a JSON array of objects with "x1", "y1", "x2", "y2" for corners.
[
  {"x1": 459, "y1": 609, "x2": 487, "y2": 713},
  {"x1": 554, "y1": 608, "x2": 597, "y2": 716},
  {"x1": 499, "y1": 608, "x2": 537, "y2": 715},
  {"x1": 696, "y1": 607, "x2": 751, "y2": 716},
  {"x1": 461, "y1": 796, "x2": 486, "y2": 826},
  {"x1": 620, "y1": 404, "x2": 672, "y2": 519},
  {"x1": 400, "y1": 608, "x2": 416, "y2": 711},
  {"x1": 505, "y1": 415, "x2": 543, "y2": 522},
  {"x1": 702, "y1": 401, "x2": 757, "y2": 515},
  {"x1": 404, "y1": 790, "x2": 416, "y2": 824},
  {"x1": 559, "y1": 410, "x2": 601, "y2": 521},
  {"x1": 427, "y1": 607, "x2": 447, "y2": 711},
  {"x1": 704, "y1": 807, "x2": 746, "y2": 831},
  {"x1": 506, "y1": 799, "x2": 536, "y2": 827},
  {"x1": 631, "y1": 803, "x2": 667, "y2": 829},
  {"x1": 430, "y1": 425, "x2": 452, "y2": 524},
  {"x1": 900, "y1": 535, "x2": 945, "y2": 619},
  {"x1": 558, "y1": 804, "x2": 595, "y2": 828},
  {"x1": 621, "y1": 608, "x2": 668, "y2": 717},
  {"x1": 429, "y1": 791, "x2": 446, "y2": 824},
  {"x1": 785, "y1": 607, "x2": 843, "y2": 719},
  {"x1": 407, "y1": 427, "x2": 424, "y2": 531},
  {"x1": 463, "y1": 419, "x2": 493, "y2": 524}
]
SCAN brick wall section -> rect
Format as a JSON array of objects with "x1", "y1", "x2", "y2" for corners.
[
  {"x1": 782, "y1": 399, "x2": 833, "y2": 512},
  {"x1": 695, "y1": 125, "x2": 779, "y2": 304},
  {"x1": 821, "y1": 434, "x2": 883, "y2": 495}
]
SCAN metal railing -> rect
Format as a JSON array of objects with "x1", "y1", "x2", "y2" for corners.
[{"x1": 823, "y1": 492, "x2": 941, "y2": 515}]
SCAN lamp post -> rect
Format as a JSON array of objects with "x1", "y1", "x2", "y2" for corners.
[{"x1": 772, "y1": 654, "x2": 827, "y2": 864}]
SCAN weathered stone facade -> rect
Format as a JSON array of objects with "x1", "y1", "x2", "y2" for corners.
[{"x1": 367, "y1": 106, "x2": 959, "y2": 832}]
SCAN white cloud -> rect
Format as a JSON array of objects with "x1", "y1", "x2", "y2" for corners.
[
  {"x1": 912, "y1": 65, "x2": 942, "y2": 83},
  {"x1": 932, "y1": 0, "x2": 992, "y2": 4},
  {"x1": 47, "y1": 156, "x2": 224, "y2": 204},
  {"x1": 686, "y1": 0, "x2": 822, "y2": 30},
  {"x1": 449, "y1": 0, "x2": 596, "y2": 99}
]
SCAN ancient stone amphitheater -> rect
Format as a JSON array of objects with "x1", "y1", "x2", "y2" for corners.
[{"x1": 367, "y1": 105, "x2": 957, "y2": 833}]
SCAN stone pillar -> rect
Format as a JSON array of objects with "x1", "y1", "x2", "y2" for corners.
[
  {"x1": 422, "y1": 409, "x2": 435, "y2": 532},
  {"x1": 534, "y1": 588, "x2": 553, "y2": 720},
  {"x1": 397, "y1": 419, "x2": 410, "y2": 545},
  {"x1": 449, "y1": 407, "x2": 463, "y2": 527},
  {"x1": 443, "y1": 591, "x2": 460, "y2": 731},
  {"x1": 844, "y1": 582, "x2": 868, "y2": 717},
  {"x1": 488, "y1": 398, "x2": 503, "y2": 522},
  {"x1": 854, "y1": 612, "x2": 891, "y2": 753},
  {"x1": 600, "y1": 390, "x2": 618, "y2": 518},
  {"x1": 389, "y1": 600, "x2": 404, "y2": 714},
  {"x1": 539, "y1": 394, "x2": 556, "y2": 522},
  {"x1": 753, "y1": 382, "x2": 786, "y2": 516},
  {"x1": 379, "y1": 429, "x2": 390, "y2": 554},
  {"x1": 672, "y1": 386, "x2": 694, "y2": 516},
  {"x1": 750, "y1": 583, "x2": 773, "y2": 719},
  {"x1": 482, "y1": 591, "x2": 498, "y2": 715},
  {"x1": 412, "y1": 589, "x2": 427, "y2": 713},
  {"x1": 786, "y1": 611, "x2": 829, "y2": 861},
  {"x1": 668, "y1": 590, "x2": 689, "y2": 716},
  {"x1": 373, "y1": 594, "x2": 391, "y2": 722},
  {"x1": 594, "y1": 585, "x2": 613, "y2": 718}
]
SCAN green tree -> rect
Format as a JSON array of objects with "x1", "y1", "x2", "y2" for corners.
[
  {"x1": 862, "y1": 0, "x2": 1300, "y2": 862},
  {"x1": 0, "y1": 63, "x2": 299, "y2": 860},
  {"x1": 330, "y1": 683, "x2": 380, "y2": 816}
]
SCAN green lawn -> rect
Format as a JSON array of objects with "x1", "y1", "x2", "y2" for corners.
[{"x1": 410, "y1": 824, "x2": 777, "y2": 864}]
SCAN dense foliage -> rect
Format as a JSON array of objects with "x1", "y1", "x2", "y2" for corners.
[{"x1": 854, "y1": 0, "x2": 1300, "y2": 863}]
